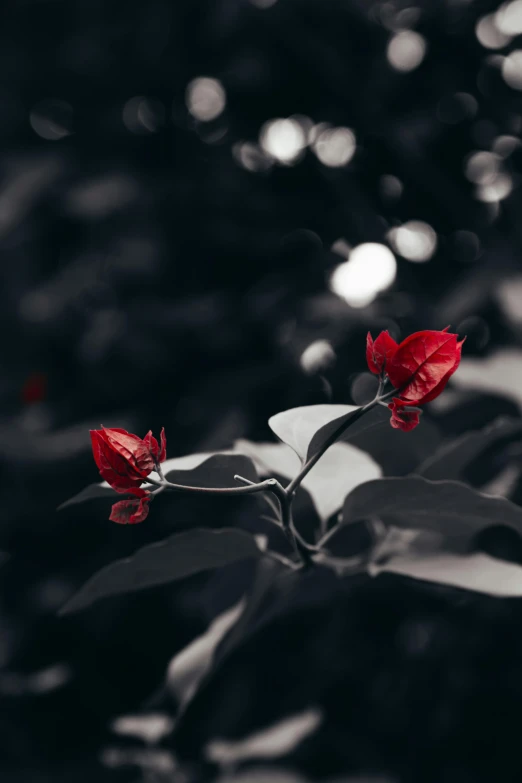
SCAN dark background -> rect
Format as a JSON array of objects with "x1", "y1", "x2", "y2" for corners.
[{"x1": 2, "y1": 0, "x2": 522, "y2": 780}]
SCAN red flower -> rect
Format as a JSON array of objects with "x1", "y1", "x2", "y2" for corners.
[
  {"x1": 388, "y1": 398, "x2": 421, "y2": 432},
  {"x1": 109, "y1": 494, "x2": 151, "y2": 525},
  {"x1": 90, "y1": 426, "x2": 166, "y2": 493},
  {"x1": 386, "y1": 328, "x2": 464, "y2": 405},
  {"x1": 366, "y1": 330, "x2": 398, "y2": 375},
  {"x1": 365, "y1": 327, "x2": 464, "y2": 432}
]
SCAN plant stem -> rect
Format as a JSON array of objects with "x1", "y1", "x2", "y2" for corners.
[{"x1": 285, "y1": 387, "x2": 396, "y2": 498}]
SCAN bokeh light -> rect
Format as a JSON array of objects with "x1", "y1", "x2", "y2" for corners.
[
  {"x1": 449, "y1": 230, "x2": 482, "y2": 262},
  {"x1": 380, "y1": 174, "x2": 403, "y2": 200},
  {"x1": 496, "y1": 276, "x2": 522, "y2": 326},
  {"x1": 259, "y1": 118, "x2": 307, "y2": 164},
  {"x1": 387, "y1": 31, "x2": 427, "y2": 72},
  {"x1": 464, "y1": 151, "x2": 501, "y2": 185},
  {"x1": 437, "y1": 92, "x2": 478, "y2": 124},
  {"x1": 232, "y1": 141, "x2": 272, "y2": 172},
  {"x1": 123, "y1": 96, "x2": 165, "y2": 134},
  {"x1": 312, "y1": 127, "x2": 356, "y2": 167},
  {"x1": 475, "y1": 15, "x2": 512, "y2": 49},
  {"x1": 329, "y1": 242, "x2": 397, "y2": 308},
  {"x1": 388, "y1": 220, "x2": 437, "y2": 262},
  {"x1": 300, "y1": 340, "x2": 336, "y2": 375},
  {"x1": 186, "y1": 77, "x2": 226, "y2": 121},
  {"x1": 30, "y1": 99, "x2": 73, "y2": 140},
  {"x1": 496, "y1": 0, "x2": 522, "y2": 36},
  {"x1": 475, "y1": 172, "x2": 513, "y2": 202},
  {"x1": 502, "y1": 50, "x2": 522, "y2": 90},
  {"x1": 492, "y1": 134, "x2": 522, "y2": 157}
]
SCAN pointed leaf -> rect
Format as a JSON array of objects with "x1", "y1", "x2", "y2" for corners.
[
  {"x1": 269, "y1": 404, "x2": 388, "y2": 462},
  {"x1": 164, "y1": 454, "x2": 258, "y2": 488},
  {"x1": 342, "y1": 476, "x2": 522, "y2": 544},
  {"x1": 307, "y1": 404, "x2": 390, "y2": 462},
  {"x1": 167, "y1": 599, "x2": 246, "y2": 708},
  {"x1": 370, "y1": 543, "x2": 522, "y2": 597},
  {"x1": 417, "y1": 417, "x2": 522, "y2": 482},
  {"x1": 204, "y1": 708, "x2": 323, "y2": 764},
  {"x1": 59, "y1": 528, "x2": 263, "y2": 615},
  {"x1": 236, "y1": 439, "x2": 381, "y2": 522},
  {"x1": 58, "y1": 482, "x2": 118, "y2": 510}
]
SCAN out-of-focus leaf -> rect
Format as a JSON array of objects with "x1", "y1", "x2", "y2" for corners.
[
  {"x1": 164, "y1": 454, "x2": 258, "y2": 488},
  {"x1": 58, "y1": 482, "x2": 118, "y2": 509},
  {"x1": 417, "y1": 417, "x2": 522, "y2": 481},
  {"x1": 236, "y1": 439, "x2": 381, "y2": 523},
  {"x1": 111, "y1": 713, "x2": 174, "y2": 743},
  {"x1": 59, "y1": 529, "x2": 263, "y2": 615},
  {"x1": 160, "y1": 450, "x2": 234, "y2": 475},
  {"x1": 268, "y1": 404, "x2": 388, "y2": 462},
  {"x1": 452, "y1": 350, "x2": 522, "y2": 410},
  {"x1": 349, "y1": 416, "x2": 441, "y2": 477},
  {"x1": 204, "y1": 708, "x2": 323, "y2": 765},
  {"x1": 212, "y1": 559, "x2": 296, "y2": 669},
  {"x1": 216, "y1": 770, "x2": 306, "y2": 783},
  {"x1": 342, "y1": 476, "x2": 522, "y2": 544},
  {"x1": 370, "y1": 535, "x2": 522, "y2": 597},
  {"x1": 167, "y1": 599, "x2": 245, "y2": 709},
  {"x1": 235, "y1": 439, "x2": 301, "y2": 479}
]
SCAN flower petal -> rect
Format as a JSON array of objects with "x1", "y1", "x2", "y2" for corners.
[
  {"x1": 366, "y1": 331, "x2": 398, "y2": 375},
  {"x1": 159, "y1": 427, "x2": 167, "y2": 463},
  {"x1": 387, "y1": 330, "x2": 461, "y2": 402},
  {"x1": 109, "y1": 496, "x2": 150, "y2": 525}
]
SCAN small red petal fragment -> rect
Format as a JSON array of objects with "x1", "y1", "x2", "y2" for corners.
[
  {"x1": 143, "y1": 430, "x2": 160, "y2": 461},
  {"x1": 109, "y1": 496, "x2": 150, "y2": 525},
  {"x1": 366, "y1": 332, "x2": 378, "y2": 374},
  {"x1": 22, "y1": 372, "x2": 47, "y2": 405},
  {"x1": 159, "y1": 427, "x2": 167, "y2": 463},
  {"x1": 388, "y1": 398, "x2": 421, "y2": 432}
]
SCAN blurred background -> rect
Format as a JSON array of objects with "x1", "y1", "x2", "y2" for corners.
[{"x1": 3, "y1": 0, "x2": 522, "y2": 780}]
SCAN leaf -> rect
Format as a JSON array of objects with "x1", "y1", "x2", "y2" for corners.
[
  {"x1": 370, "y1": 537, "x2": 522, "y2": 597},
  {"x1": 58, "y1": 482, "x2": 119, "y2": 510},
  {"x1": 452, "y1": 349, "x2": 522, "y2": 410},
  {"x1": 211, "y1": 559, "x2": 296, "y2": 670},
  {"x1": 236, "y1": 439, "x2": 381, "y2": 523},
  {"x1": 349, "y1": 416, "x2": 441, "y2": 477},
  {"x1": 416, "y1": 417, "x2": 522, "y2": 482},
  {"x1": 342, "y1": 476, "x2": 522, "y2": 544},
  {"x1": 204, "y1": 708, "x2": 323, "y2": 765},
  {"x1": 269, "y1": 404, "x2": 388, "y2": 462},
  {"x1": 308, "y1": 405, "x2": 390, "y2": 462},
  {"x1": 111, "y1": 713, "x2": 174, "y2": 743},
  {"x1": 164, "y1": 454, "x2": 258, "y2": 488},
  {"x1": 59, "y1": 528, "x2": 263, "y2": 615},
  {"x1": 167, "y1": 599, "x2": 246, "y2": 710}
]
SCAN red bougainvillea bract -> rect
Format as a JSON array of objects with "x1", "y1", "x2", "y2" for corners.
[{"x1": 366, "y1": 328, "x2": 464, "y2": 431}]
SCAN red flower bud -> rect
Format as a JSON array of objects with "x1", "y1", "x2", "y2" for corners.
[
  {"x1": 388, "y1": 398, "x2": 421, "y2": 432},
  {"x1": 366, "y1": 330, "x2": 398, "y2": 375},
  {"x1": 90, "y1": 427, "x2": 167, "y2": 493},
  {"x1": 109, "y1": 494, "x2": 151, "y2": 525},
  {"x1": 386, "y1": 329, "x2": 464, "y2": 404}
]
